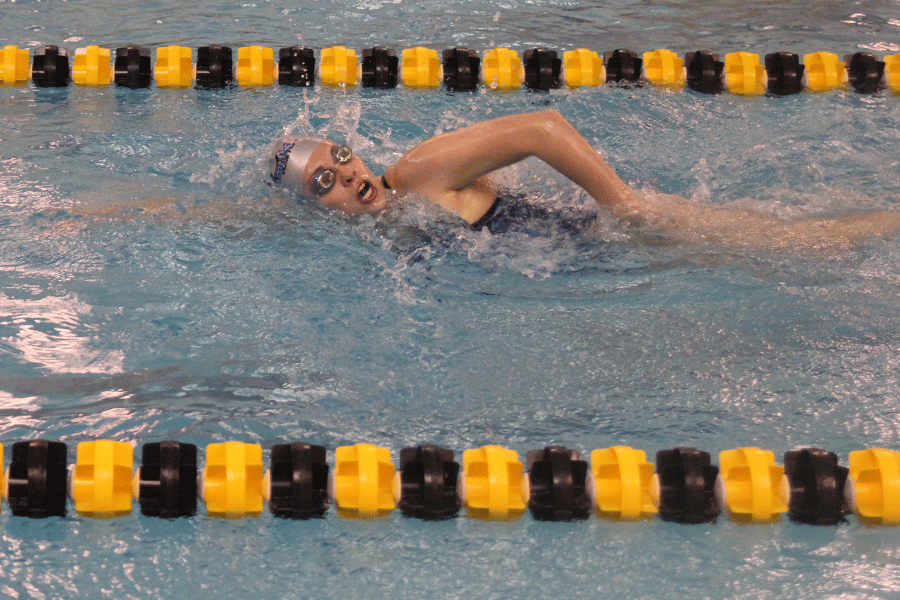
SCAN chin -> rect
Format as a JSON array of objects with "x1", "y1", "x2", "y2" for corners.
[
  {"x1": 339, "y1": 201, "x2": 383, "y2": 217},
  {"x1": 359, "y1": 194, "x2": 387, "y2": 214},
  {"x1": 357, "y1": 202, "x2": 385, "y2": 216}
]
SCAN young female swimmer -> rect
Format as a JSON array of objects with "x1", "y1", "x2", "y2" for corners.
[{"x1": 271, "y1": 109, "x2": 900, "y2": 248}]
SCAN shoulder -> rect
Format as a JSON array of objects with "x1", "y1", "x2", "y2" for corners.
[
  {"x1": 383, "y1": 162, "x2": 404, "y2": 191},
  {"x1": 385, "y1": 159, "x2": 500, "y2": 224}
]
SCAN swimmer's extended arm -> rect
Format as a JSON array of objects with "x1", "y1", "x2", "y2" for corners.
[
  {"x1": 641, "y1": 192, "x2": 900, "y2": 249},
  {"x1": 385, "y1": 109, "x2": 649, "y2": 221}
]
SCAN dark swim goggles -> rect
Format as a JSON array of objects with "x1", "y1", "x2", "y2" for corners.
[{"x1": 310, "y1": 144, "x2": 353, "y2": 195}]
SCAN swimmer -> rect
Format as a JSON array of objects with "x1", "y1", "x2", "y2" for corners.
[{"x1": 271, "y1": 109, "x2": 900, "y2": 249}]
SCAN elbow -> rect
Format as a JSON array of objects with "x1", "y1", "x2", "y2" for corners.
[
  {"x1": 537, "y1": 109, "x2": 565, "y2": 126},
  {"x1": 534, "y1": 109, "x2": 571, "y2": 136},
  {"x1": 546, "y1": 108, "x2": 564, "y2": 120}
]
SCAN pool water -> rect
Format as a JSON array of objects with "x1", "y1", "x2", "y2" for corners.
[{"x1": 2, "y1": 0, "x2": 900, "y2": 598}]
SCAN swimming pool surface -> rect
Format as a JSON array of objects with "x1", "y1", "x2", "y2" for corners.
[{"x1": 2, "y1": 0, "x2": 900, "y2": 598}]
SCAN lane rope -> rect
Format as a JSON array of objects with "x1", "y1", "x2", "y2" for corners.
[
  {"x1": 1, "y1": 44, "x2": 898, "y2": 95},
  {"x1": 3, "y1": 438, "x2": 899, "y2": 525}
]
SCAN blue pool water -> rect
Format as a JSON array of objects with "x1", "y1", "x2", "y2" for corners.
[{"x1": 2, "y1": 0, "x2": 900, "y2": 598}]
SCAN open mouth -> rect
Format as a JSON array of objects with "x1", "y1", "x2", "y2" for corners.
[{"x1": 357, "y1": 180, "x2": 376, "y2": 204}]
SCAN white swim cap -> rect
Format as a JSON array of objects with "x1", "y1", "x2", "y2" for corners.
[{"x1": 269, "y1": 135, "x2": 326, "y2": 199}]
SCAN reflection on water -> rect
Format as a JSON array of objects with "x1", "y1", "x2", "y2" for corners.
[{"x1": 0, "y1": 292, "x2": 123, "y2": 374}]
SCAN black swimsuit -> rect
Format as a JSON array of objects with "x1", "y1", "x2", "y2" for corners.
[
  {"x1": 381, "y1": 175, "x2": 594, "y2": 236},
  {"x1": 470, "y1": 191, "x2": 597, "y2": 236},
  {"x1": 470, "y1": 195, "x2": 504, "y2": 231}
]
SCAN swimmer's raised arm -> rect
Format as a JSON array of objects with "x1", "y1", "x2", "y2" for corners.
[{"x1": 385, "y1": 109, "x2": 649, "y2": 223}]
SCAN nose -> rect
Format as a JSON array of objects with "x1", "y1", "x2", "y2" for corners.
[{"x1": 335, "y1": 163, "x2": 356, "y2": 187}]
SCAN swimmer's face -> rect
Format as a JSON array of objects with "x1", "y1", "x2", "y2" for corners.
[{"x1": 303, "y1": 141, "x2": 387, "y2": 215}]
